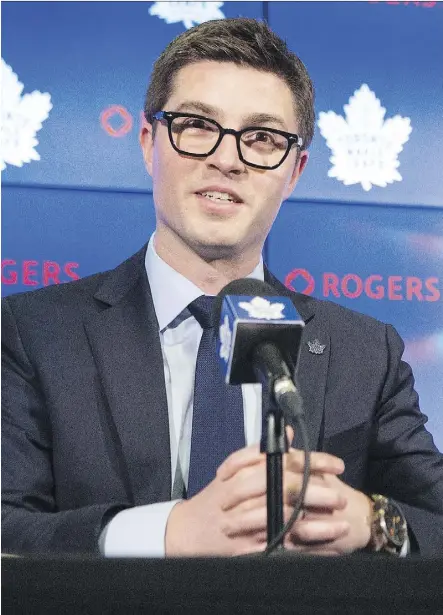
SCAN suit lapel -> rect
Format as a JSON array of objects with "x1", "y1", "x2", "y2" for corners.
[
  {"x1": 265, "y1": 268, "x2": 330, "y2": 451},
  {"x1": 293, "y1": 321, "x2": 330, "y2": 451},
  {"x1": 84, "y1": 249, "x2": 172, "y2": 505}
]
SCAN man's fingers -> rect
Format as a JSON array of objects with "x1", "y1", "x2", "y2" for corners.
[
  {"x1": 222, "y1": 505, "x2": 349, "y2": 547},
  {"x1": 217, "y1": 432, "x2": 344, "y2": 484},
  {"x1": 222, "y1": 505, "x2": 293, "y2": 538},
  {"x1": 286, "y1": 480, "x2": 347, "y2": 511},
  {"x1": 221, "y1": 469, "x2": 346, "y2": 513},
  {"x1": 221, "y1": 467, "x2": 267, "y2": 510},
  {"x1": 285, "y1": 425, "x2": 294, "y2": 445},
  {"x1": 290, "y1": 519, "x2": 350, "y2": 544},
  {"x1": 232, "y1": 494, "x2": 267, "y2": 513},
  {"x1": 220, "y1": 466, "x2": 327, "y2": 511},
  {"x1": 217, "y1": 445, "x2": 264, "y2": 481},
  {"x1": 286, "y1": 449, "x2": 345, "y2": 475}
]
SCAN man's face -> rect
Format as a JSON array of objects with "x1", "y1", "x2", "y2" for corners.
[{"x1": 141, "y1": 61, "x2": 308, "y2": 261}]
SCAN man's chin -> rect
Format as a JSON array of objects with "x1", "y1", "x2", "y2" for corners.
[{"x1": 191, "y1": 235, "x2": 242, "y2": 261}]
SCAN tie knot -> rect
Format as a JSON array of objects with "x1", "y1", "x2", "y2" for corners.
[{"x1": 188, "y1": 295, "x2": 215, "y2": 329}]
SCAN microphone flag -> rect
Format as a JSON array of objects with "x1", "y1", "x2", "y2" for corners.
[{"x1": 217, "y1": 293, "x2": 304, "y2": 385}]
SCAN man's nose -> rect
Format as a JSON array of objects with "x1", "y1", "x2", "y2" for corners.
[{"x1": 206, "y1": 133, "x2": 245, "y2": 174}]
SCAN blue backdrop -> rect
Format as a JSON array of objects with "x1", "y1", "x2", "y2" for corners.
[{"x1": 2, "y1": 1, "x2": 442, "y2": 449}]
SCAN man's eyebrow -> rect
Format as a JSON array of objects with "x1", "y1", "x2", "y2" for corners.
[
  {"x1": 242, "y1": 112, "x2": 288, "y2": 130},
  {"x1": 175, "y1": 101, "x2": 217, "y2": 116},
  {"x1": 174, "y1": 101, "x2": 289, "y2": 130}
]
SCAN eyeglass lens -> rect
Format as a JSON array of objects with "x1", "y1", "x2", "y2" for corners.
[{"x1": 171, "y1": 116, "x2": 289, "y2": 168}]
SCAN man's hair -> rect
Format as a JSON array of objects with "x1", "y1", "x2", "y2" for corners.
[{"x1": 144, "y1": 18, "x2": 315, "y2": 149}]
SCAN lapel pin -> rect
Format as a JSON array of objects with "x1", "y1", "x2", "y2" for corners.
[{"x1": 307, "y1": 339, "x2": 326, "y2": 355}]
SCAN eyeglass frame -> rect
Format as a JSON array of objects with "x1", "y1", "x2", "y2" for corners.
[{"x1": 151, "y1": 110, "x2": 304, "y2": 171}]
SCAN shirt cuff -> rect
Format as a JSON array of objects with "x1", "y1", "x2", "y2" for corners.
[
  {"x1": 99, "y1": 500, "x2": 181, "y2": 557},
  {"x1": 399, "y1": 534, "x2": 410, "y2": 557}
]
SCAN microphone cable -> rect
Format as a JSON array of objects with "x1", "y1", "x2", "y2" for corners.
[{"x1": 264, "y1": 385, "x2": 311, "y2": 556}]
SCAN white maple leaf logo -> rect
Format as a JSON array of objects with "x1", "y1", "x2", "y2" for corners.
[
  {"x1": 149, "y1": 1, "x2": 225, "y2": 29},
  {"x1": 318, "y1": 84, "x2": 412, "y2": 192},
  {"x1": 218, "y1": 315, "x2": 232, "y2": 362},
  {"x1": 1, "y1": 59, "x2": 53, "y2": 171},
  {"x1": 238, "y1": 297, "x2": 285, "y2": 320}
]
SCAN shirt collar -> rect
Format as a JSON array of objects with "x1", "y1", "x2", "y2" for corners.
[{"x1": 145, "y1": 233, "x2": 264, "y2": 331}]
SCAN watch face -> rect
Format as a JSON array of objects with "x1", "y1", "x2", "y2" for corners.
[{"x1": 384, "y1": 501, "x2": 407, "y2": 547}]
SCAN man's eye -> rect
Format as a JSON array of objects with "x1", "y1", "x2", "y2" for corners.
[
  {"x1": 181, "y1": 118, "x2": 215, "y2": 131},
  {"x1": 243, "y1": 130, "x2": 287, "y2": 150},
  {"x1": 254, "y1": 131, "x2": 272, "y2": 142},
  {"x1": 243, "y1": 131, "x2": 277, "y2": 146}
]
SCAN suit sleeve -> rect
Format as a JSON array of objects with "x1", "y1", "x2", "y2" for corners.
[
  {"x1": 1, "y1": 297, "x2": 129, "y2": 554},
  {"x1": 365, "y1": 324, "x2": 443, "y2": 556}
]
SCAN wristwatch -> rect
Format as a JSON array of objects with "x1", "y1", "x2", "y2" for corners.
[{"x1": 367, "y1": 494, "x2": 408, "y2": 555}]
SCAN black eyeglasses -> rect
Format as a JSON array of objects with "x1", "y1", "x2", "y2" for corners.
[{"x1": 152, "y1": 111, "x2": 304, "y2": 171}]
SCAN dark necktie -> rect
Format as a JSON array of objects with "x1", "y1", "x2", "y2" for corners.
[{"x1": 187, "y1": 295, "x2": 246, "y2": 498}]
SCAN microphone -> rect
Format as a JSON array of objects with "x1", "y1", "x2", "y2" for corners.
[
  {"x1": 213, "y1": 278, "x2": 305, "y2": 418},
  {"x1": 213, "y1": 278, "x2": 310, "y2": 553}
]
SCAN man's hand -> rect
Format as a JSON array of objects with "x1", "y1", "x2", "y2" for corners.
[
  {"x1": 218, "y1": 436, "x2": 372, "y2": 556},
  {"x1": 165, "y1": 429, "x2": 351, "y2": 557},
  {"x1": 286, "y1": 473, "x2": 372, "y2": 555}
]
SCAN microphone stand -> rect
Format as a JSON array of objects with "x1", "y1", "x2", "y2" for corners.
[
  {"x1": 254, "y1": 341, "x2": 303, "y2": 553},
  {"x1": 260, "y1": 384, "x2": 288, "y2": 551}
]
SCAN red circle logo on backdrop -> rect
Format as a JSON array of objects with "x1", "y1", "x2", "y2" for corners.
[
  {"x1": 100, "y1": 105, "x2": 133, "y2": 137},
  {"x1": 284, "y1": 269, "x2": 315, "y2": 295}
]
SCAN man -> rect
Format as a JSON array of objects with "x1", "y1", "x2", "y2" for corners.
[{"x1": 2, "y1": 18, "x2": 443, "y2": 557}]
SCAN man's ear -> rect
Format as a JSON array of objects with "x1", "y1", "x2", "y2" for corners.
[
  {"x1": 140, "y1": 117, "x2": 154, "y2": 177},
  {"x1": 283, "y1": 149, "x2": 309, "y2": 201}
]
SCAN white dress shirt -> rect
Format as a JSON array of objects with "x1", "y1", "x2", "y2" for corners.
[{"x1": 100, "y1": 236, "x2": 264, "y2": 556}]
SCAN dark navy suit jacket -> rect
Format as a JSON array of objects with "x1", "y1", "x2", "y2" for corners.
[{"x1": 2, "y1": 246, "x2": 443, "y2": 555}]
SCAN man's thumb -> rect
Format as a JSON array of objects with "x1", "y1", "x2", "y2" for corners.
[{"x1": 285, "y1": 424, "x2": 295, "y2": 447}]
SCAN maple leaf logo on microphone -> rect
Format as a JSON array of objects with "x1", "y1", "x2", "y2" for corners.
[
  {"x1": 219, "y1": 315, "x2": 232, "y2": 362},
  {"x1": 238, "y1": 297, "x2": 285, "y2": 320}
]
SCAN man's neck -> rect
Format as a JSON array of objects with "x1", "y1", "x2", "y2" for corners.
[{"x1": 153, "y1": 230, "x2": 262, "y2": 295}]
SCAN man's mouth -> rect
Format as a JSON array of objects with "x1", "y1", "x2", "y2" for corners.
[{"x1": 196, "y1": 191, "x2": 242, "y2": 204}]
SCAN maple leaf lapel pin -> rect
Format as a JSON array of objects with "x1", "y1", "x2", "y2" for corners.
[{"x1": 307, "y1": 339, "x2": 326, "y2": 355}]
